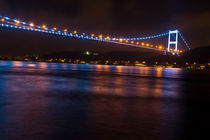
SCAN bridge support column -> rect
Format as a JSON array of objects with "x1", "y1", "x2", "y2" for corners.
[{"x1": 168, "y1": 30, "x2": 179, "y2": 53}]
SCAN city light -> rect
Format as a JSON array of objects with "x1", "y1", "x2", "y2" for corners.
[
  {"x1": 53, "y1": 27, "x2": 57, "y2": 30},
  {"x1": 64, "y1": 29, "x2": 67, "y2": 32},
  {"x1": 73, "y1": 30, "x2": 77, "y2": 34},
  {"x1": 142, "y1": 61, "x2": 146, "y2": 64}
]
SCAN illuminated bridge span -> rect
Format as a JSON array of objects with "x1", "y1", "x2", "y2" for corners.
[{"x1": 0, "y1": 15, "x2": 190, "y2": 54}]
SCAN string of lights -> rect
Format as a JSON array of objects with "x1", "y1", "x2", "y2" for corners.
[
  {"x1": 178, "y1": 32, "x2": 190, "y2": 50},
  {"x1": 0, "y1": 15, "x2": 186, "y2": 53},
  {"x1": 123, "y1": 32, "x2": 169, "y2": 41}
]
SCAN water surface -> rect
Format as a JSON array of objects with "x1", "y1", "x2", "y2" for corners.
[{"x1": 0, "y1": 61, "x2": 210, "y2": 140}]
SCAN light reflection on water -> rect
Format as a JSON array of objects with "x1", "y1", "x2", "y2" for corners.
[
  {"x1": 0, "y1": 61, "x2": 210, "y2": 140},
  {"x1": 0, "y1": 60, "x2": 189, "y2": 99}
]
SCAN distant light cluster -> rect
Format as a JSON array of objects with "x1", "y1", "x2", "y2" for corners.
[{"x1": 0, "y1": 15, "x2": 189, "y2": 53}]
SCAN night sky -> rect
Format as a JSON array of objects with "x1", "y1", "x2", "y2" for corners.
[{"x1": 0, "y1": 0, "x2": 209, "y2": 55}]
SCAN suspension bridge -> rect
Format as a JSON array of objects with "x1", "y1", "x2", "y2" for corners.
[{"x1": 0, "y1": 15, "x2": 190, "y2": 55}]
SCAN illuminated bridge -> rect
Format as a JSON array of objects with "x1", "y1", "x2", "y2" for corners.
[{"x1": 0, "y1": 15, "x2": 190, "y2": 54}]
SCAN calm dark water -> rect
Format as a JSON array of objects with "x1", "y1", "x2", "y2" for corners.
[{"x1": 0, "y1": 61, "x2": 210, "y2": 140}]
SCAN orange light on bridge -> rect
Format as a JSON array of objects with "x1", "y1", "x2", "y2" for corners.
[
  {"x1": 91, "y1": 34, "x2": 95, "y2": 37},
  {"x1": 64, "y1": 29, "x2": 68, "y2": 32},
  {"x1": 180, "y1": 50, "x2": 183, "y2": 53},
  {"x1": 136, "y1": 42, "x2": 140, "y2": 45},
  {"x1": 16, "y1": 20, "x2": 21, "y2": 24},
  {"x1": 42, "y1": 25, "x2": 46, "y2": 29},
  {"x1": 159, "y1": 46, "x2": 163, "y2": 49},
  {"x1": 119, "y1": 38, "x2": 123, "y2": 42},
  {"x1": 146, "y1": 43, "x2": 150, "y2": 47},
  {"x1": 99, "y1": 35, "x2": 103, "y2": 38},
  {"x1": 29, "y1": 23, "x2": 34, "y2": 27},
  {"x1": 73, "y1": 30, "x2": 77, "y2": 34},
  {"x1": 106, "y1": 36, "x2": 110, "y2": 40},
  {"x1": 53, "y1": 27, "x2": 57, "y2": 30},
  {"x1": 112, "y1": 38, "x2": 116, "y2": 41},
  {"x1": 150, "y1": 45, "x2": 153, "y2": 47},
  {"x1": 1, "y1": 18, "x2": 5, "y2": 22},
  {"x1": 141, "y1": 43, "x2": 145, "y2": 46},
  {"x1": 125, "y1": 40, "x2": 129, "y2": 43},
  {"x1": 131, "y1": 41, "x2": 134, "y2": 44},
  {"x1": 170, "y1": 49, "x2": 173, "y2": 51},
  {"x1": 83, "y1": 33, "x2": 86, "y2": 35}
]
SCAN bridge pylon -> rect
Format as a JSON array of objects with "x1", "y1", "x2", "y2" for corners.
[{"x1": 168, "y1": 30, "x2": 179, "y2": 53}]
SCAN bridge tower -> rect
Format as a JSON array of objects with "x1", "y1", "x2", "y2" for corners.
[{"x1": 168, "y1": 30, "x2": 179, "y2": 53}]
